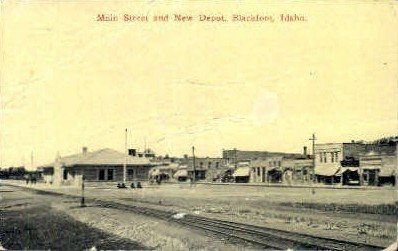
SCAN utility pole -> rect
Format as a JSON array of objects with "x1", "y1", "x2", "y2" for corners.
[
  {"x1": 192, "y1": 146, "x2": 196, "y2": 183},
  {"x1": 309, "y1": 133, "x2": 317, "y2": 188},
  {"x1": 234, "y1": 148, "x2": 238, "y2": 168},
  {"x1": 80, "y1": 175, "x2": 86, "y2": 207},
  {"x1": 30, "y1": 151, "x2": 34, "y2": 170},
  {"x1": 123, "y1": 128, "x2": 127, "y2": 185}
]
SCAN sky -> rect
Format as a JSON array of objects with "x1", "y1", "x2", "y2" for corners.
[{"x1": 1, "y1": 1, "x2": 397, "y2": 169}]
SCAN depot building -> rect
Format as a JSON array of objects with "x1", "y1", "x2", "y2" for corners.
[{"x1": 40, "y1": 147, "x2": 155, "y2": 186}]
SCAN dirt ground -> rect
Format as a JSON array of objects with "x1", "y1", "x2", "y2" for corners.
[
  {"x1": 2, "y1": 180, "x2": 397, "y2": 249},
  {"x1": 0, "y1": 188, "x2": 148, "y2": 250},
  {"x1": 0, "y1": 184, "x2": 244, "y2": 250}
]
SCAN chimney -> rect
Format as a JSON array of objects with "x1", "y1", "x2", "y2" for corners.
[
  {"x1": 82, "y1": 147, "x2": 88, "y2": 155},
  {"x1": 303, "y1": 146, "x2": 307, "y2": 156},
  {"x1": 128, "y1": 149, "x2": 137, "y2": 157}
]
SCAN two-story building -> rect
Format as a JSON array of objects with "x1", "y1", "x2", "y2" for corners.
[
  {"x1": 314, "y1": 142, "x2": 396, "y2": 185},
  {"x1": 186, "y1": 157, "x2": 227, "y2": 180}
]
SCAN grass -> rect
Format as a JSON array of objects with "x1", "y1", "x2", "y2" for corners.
[
  {"x1": 279, "y1": 201, "x2": 398, "y2": 215},
  {"x1": 0, "y1": 204, "x2": 150, "y2": 250}
]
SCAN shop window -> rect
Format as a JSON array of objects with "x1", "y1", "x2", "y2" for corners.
[
  {"x1": 107, "y1": 169, "x2": 114, "y2": 181},
  {"x1": 98, "y1": 169, "x2": 105, "y2": 180}
]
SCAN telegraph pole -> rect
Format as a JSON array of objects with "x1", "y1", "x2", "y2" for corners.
[
  {"x1": 123, "y1": 128, "x2": 127, "y2": 185},
  {"x1": 192, "y1": 146, "x2": 196, "y2": 183},
  {"x1": 309, "y1": 133, "x2": 317, "y2": 191},
  {"x1": 80, "y1": 175, "x2": 86, "y2": 207},
  {"x1": 234, "y1": 148, "x2": 238, "y2": 168}
]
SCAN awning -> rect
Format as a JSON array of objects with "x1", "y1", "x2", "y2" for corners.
[
  {"x1": 237, "y1": 162, "x2": 250, "y2": 167},
  {"x1": 361, "y1": 166, "x2": 380, "y2": 170},
  {"x1": 232, "y1": 167, "x2": 251, "y2": 177},
  {"x1": 150, "y1": 169, "x2": 161, "y2": 176},
  {"x1": 173, "y1": 169, "x2": 188, "y2": 178},
  {"x1": 314, "y1": 166, "x2": 339, "y2": 176},
  {"x1": 267, "y1": 167, "x2": 279, "y2": 172},
  {"x1": 335, "y1": 167, "x2": 359, "y2": 176}
]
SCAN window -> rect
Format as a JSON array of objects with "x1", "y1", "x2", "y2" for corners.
[
  {"x1": 323, "y1": 153, "x2": 327, "y2": 163},
  {"x1": 215, "y1": 162, "x2": 219, "y2": 168},
  {"x1": 335, "y1": 152, "x2": 339, "y2": 162},
  {"x1": 208, "y1": 162, "x2": 212, "y2": 168},
  {"x1": 278, "y1": 161, "x2": 281, "y2": 167},
  {"x1": 63, "y1": 169, "x2": 68, "y2": 180},
  {"x1": 107, "y1": 169, "x2": 114, "y2": 181},
  {"x1": 257, "y1": 167, "x2": 260, "y2": 176},
  {"x1": 331, "y1": 152, "x2": 334, "y2": 163},
  {"x1": 319, "y1": 153, "x2": 323, "y2": 163},
  {"x1": 98, "y1": 169, "x2": 105, "y2": 181}
]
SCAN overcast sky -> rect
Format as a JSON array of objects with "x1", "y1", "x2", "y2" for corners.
[{"x1": 1, "y1": 1, "x2": 397, "y2": 169}]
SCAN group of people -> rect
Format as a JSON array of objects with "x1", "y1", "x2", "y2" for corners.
[
  {"x1": 24, "y1": 173, "x2": 38, "y2": 184},
  {"x1": 149, "y1": 173, "x2": 170, "y2": 185},
  {"x1": 116, "y1": 182, "x2": 142, "y2": 189}
]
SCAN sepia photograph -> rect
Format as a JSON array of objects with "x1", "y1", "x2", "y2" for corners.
[{"x1": 0, "y1": 1, "x2": 397, "y2": 250}]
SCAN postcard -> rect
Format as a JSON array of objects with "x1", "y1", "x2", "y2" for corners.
[{"x1": 0, "y1": 1, "x2": 397, "y2": 250}]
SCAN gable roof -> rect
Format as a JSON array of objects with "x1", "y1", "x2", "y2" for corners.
[{"x1": 47, "y1": 148, "x2": 152, "y2": 168}]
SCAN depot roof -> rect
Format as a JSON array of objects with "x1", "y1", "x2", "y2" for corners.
[{"x1": 42, "y1": 148, "x2": 153, "y2": 168}]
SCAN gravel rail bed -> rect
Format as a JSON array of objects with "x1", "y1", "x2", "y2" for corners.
[{"x1": 4, "y1": 184, "x2": 386, "y2": 250}]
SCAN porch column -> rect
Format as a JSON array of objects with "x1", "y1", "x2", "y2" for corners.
[{"x1": 340, "y1": 172, "x2": 344, "y2": 186}]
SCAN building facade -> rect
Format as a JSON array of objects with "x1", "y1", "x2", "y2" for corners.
[
  {"x1": 249, "y1": 156, "x2": 313, "y2": 184},
  {"x1": 314, "y1": 142, "x2": 397, "y2": 185},
  {"x1": 187, "y1": 157, "x2": 227, "y2": 181},
  {"x1": 359, "y1": 152, "x2": 397, "y2": 186}
]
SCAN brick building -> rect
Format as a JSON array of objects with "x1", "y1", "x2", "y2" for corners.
[{"x1": 222, "y1": 149, "x2": 304, "y2": 166}]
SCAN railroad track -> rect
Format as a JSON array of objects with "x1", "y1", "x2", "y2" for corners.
[{"x1": 4, "y1": 184, "x2": 385, "y2": 250}]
